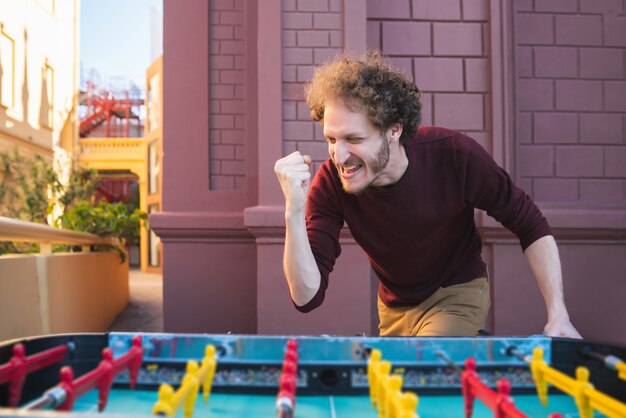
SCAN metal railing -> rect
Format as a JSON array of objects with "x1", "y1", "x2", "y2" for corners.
[{"x1": 0, "y1": 216, "x2": 116, "y2": 254}]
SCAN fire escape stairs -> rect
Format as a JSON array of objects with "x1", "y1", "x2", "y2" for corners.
[
  {"x1": 79, "y1": 83, "x2": 144, "y2": 138},
  {"x1": 79, "y1": 107, "x2": 107, "y2": 137}
]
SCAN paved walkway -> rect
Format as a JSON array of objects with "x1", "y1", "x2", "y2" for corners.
[{"x1": 108, "y1": 269, "x2": 163, "y2": 333}]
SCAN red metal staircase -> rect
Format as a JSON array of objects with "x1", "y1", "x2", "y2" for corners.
[{"x1": 79, "y1": 81, "x2": 144, "y2": 138}]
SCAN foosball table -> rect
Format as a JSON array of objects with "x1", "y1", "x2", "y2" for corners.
[{"x1": 1, "y1": 333, "x2": 625, "y2": 417}]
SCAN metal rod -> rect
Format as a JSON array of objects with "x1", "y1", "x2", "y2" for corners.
[
  {"x1": 22, "y1": 387, "x2": 67, "y2": 410},
  {"x1": 503, "y1": 345, "x2": 531, "y2": 363},
  {"x1": 436, "y1": 350, "x2": 463, "y2": 375}
]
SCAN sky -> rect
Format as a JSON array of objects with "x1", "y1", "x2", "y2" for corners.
[{"x1": 79, "y1": 0, "x2": 163, "y2": 93}]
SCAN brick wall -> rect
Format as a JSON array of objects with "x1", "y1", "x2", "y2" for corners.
[
  {"x1": 159, "y1": 0, "x2": 626, "y2": 339},
  {"x1": 281, "y1": 0, "x2": 343, "y2": 173},
  {"x1": 367, "y1": 0, "x2": 491, "y2": 152},
  {"x1": 209, "y1": 0, "x2": 247, "y2": 190},
  {"x1": 514, "y1": 0, "x2": 626, "y2": 203}
]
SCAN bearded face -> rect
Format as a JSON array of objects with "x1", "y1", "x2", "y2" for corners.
[{"x1": 324, "y1": 101, "x2": 397, "y2": 195}]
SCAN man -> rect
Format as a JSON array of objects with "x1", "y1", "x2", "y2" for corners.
[{"x1": 274, "y1": 51, "x2": 581, "y2": 338}]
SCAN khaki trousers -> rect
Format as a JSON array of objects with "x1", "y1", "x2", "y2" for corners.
[{"x1": 377, "y1": 277, "x2": 490, "y2": 337}]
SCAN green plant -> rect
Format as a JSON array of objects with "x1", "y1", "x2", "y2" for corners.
[
  {"x1": 0, "y1": 148, "x2": 98, "y2": 220},
  {"x1": 0, "y1": 148, "x2": 146, "y2": 260},
  {"x1": 58, "y1": 168, "x2": 99, "y2": 211},
  {"x1": 57, "y1": 199, "x2": 148, "y2": 262},
  {"x1": 0, "y1": 149, "x2": 55, "y2": 223},
  {"x1": 1, "y1": 149, "x2": 56, "y2": 254}
]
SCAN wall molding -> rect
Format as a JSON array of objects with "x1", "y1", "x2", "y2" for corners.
[
  {"x1": 478, "y1": 205, "x2": 626, "y2": 244},
  {"x1": 150, "y1": 211, "x2": 253, "y2": 243}
]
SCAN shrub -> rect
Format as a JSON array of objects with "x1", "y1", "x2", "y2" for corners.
[{"x1": 0, "y1": 148, "x2": 146, "y2": 261}]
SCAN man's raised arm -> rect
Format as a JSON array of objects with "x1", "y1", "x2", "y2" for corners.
[{"x1": 274, "y1": 151, "x2": 321, "y2": 307}]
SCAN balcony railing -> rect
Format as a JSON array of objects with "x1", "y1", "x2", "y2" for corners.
[
  {"x1": 79, "y1": 138, "x2": 145, "y2": 162},
  {"x1": 0, "y1": 216, "x2": 116, "y2": 253},
  {"x1": 0, "y1": 216, "x2": 129, "y2": 342}
]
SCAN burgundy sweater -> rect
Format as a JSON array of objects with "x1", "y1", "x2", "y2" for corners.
[{"x1": 299, "y1": 126, "x2": 551, "y2": 312}]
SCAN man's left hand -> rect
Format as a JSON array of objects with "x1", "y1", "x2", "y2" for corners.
[{"x1": 543, "y1": 319, "x2": 582, "y2": 339}]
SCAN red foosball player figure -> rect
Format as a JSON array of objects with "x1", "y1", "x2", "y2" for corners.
[
  {"x1": 96, "y1": 349, "x2": 115, "y2": 412},
  {"x1": 495, "y1": 379, "x2": 521, "y2": 418},
  {"x1": 114, "y1": 335, "x2": 143, "y2": 389},
  {"x1": 2, "y1": 344, "x2": 27, "y2": 408},
  {"x1": 276, "y1": 373, "x2": 297, "y2": 418},
  {"x1": 15, "y1": 335, "x2": 143, "y2": 413},
  {"x1": 56, "y1": 347, "x2": 115, "y2": 412},
  {"x1": 462, "y1": 357, "x2": 528, "y2": 418},
  {"x1": 0, "y1": 343, "x2": 69, "y2": 407},
  {"x1": 276, "y1": 339, "x2": 299, "y2": 418}
]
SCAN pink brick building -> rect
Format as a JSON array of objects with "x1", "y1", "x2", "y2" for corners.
[{"x1": 151, "y1": 0, "x2": 626, "y2": 344}]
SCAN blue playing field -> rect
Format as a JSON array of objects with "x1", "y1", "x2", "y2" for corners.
[{"x1": 74, "y1": 388, "x2": 595, "y2": 418}]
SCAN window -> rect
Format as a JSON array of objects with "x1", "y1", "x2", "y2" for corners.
[
  {"x1": 0, "y1": 31, "x2": 14, "y2": 108},
  {"x1": 147, "y1": 73, "x2": 160, "y2": 132},
  {"x1": 40, "y1": 62, "x2": 54, "y2": 128},
  {"x1": 148, "y1": 140, "x2": 159, "y2": 194},
  {"x1": 148, "y1": 204, "x2": 160, "y2": 267}
]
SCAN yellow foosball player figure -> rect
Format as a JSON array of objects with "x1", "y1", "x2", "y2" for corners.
[
  {"x1": 375, "y1": 360, "x2": 392, "y2": 418},
  {"x1": 384, "y1": 375, "x2": 403, "y2": 418},
  {"x1": 199, "y1": 345, "x2": 218, "y2": 403},
  {"x1": 531, "y1": 347, "x2": 626, "y2": 418},
  {"x1": 152, "y1": 384, "x2": 175, "y2": 417},
  {"x1": 368, "y1": 349, "x2": 383, "y2": 406},
  {"x1": 152, "y1": 361, "x2": 199, "y2": 417},
  {"x1": 367, "y1": 349, "x2": 421, "y2": 418},
  {"x1": 152, "y1": 344, "x2": 219, "y2": 418},
  {"x1": 397, "y1": 392, "x2": 420, "y2": 418}
]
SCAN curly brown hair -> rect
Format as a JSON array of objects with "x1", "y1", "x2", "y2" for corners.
[{"x1": 305, "y1": 50, "x2": 422, "y2": 142}]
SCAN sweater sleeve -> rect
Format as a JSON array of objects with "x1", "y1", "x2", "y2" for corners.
[
  {"x1": 292, "y1": 163, "x2": 344, "y2": 312},
  {"x1": 455, "y1": 135, "x2": 552, "y2": 251}
]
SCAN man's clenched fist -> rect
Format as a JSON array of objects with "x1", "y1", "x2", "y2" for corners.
[{"x1": 274, "y1": 151, "x2": 313, "y2": 213}]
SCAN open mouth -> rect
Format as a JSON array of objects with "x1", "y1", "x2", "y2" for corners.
[{"x1": 339, "y1": 163, "x2": 362, "y2": 178}]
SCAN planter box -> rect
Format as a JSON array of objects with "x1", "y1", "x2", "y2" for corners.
[{"x1": 0, "y1": 252, "x2": 129, "y2": 342}]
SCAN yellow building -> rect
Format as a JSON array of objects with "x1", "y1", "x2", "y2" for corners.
[
  {"x1": 144, "y1": 56, "x2": 162, "y2": 273},
  {"x1": 77, "y1": 56, "x2": 163, "y2": 273}
]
